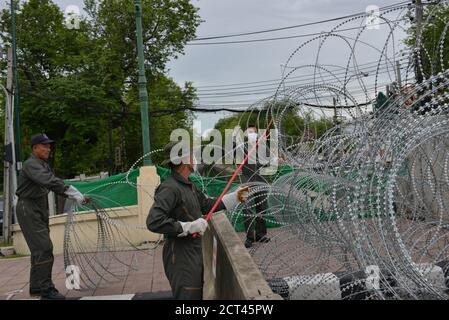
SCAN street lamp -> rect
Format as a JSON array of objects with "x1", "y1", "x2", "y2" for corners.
[
  {"x1": 342, "y1": 71, "x2": 370, "y2": 118},
  {"x1": 343, "y1": 71, "x2": 369, "y2": 87},
  {"x1": 134, "y1": 0, "x2": 152, "y2": 165}
]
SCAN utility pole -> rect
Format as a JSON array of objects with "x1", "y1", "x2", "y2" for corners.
[
  {"x1": 280, "y1": 64, "x2": 286, "y2": 93},
  {"x1": 11, "y1": 0, "x2": 21, "y2": 168},
  {"x1": 396, "y1": 61, "x2": 402, "y2": 89},
  {"x1": 396, "y1": 60, "x2": 403, "y2": 106},
  {"x1": 2, "y1": 48, "x2": 17, "y2": 243},
  {"x1": 134, "y1": 0, "x2": 152, "y2": 165},
  {"x1": 333, "y1": 97, "x2": 338, "y2": 126},
  {"x1": 414, "y1": 0, "x2": 424, "y2": 84}
]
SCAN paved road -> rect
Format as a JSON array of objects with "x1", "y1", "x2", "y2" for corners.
[{"x1": 0, "y1": 247, "x2": 171, "y2": 300}]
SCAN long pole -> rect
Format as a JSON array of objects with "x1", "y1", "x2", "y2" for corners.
[
  {"x1": 192, "y1": 119, "x2": 274, "y2": 238},
  {"x1": 207, "y1": 124, "x2": 273, "y2": 221},
  {"x1": 134, "y1": 0, "x2": 152, "y2": 165},
  {"x1": 414, "y1": 0, "x2": 424, "y2": 84},
  {"x1": 11, "y1": 0, "x2": 21, "y2": 167}
]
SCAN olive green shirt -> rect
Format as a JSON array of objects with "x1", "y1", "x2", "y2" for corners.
[
  {"x1": 16, "y1": 154, "x2": 67, "y2": 199},
  {"x1": 147, "y1": 171, "x2": 225, "y2": 237}
]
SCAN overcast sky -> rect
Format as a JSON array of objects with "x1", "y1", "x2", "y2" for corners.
[
  {"x1": 2, "y1": 0, "x2": 411, "y2": 134},
  {"x1": 167, "y1": 0, "x2": 409, "y2": 134}
]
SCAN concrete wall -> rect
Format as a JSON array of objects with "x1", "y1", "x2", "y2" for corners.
[
  {"x1": 202, "y1": 211, "x2": 282, "y2": 300},
  {"x1": 396, "y1": 135, "x2": 449, "y2": 223},
  {"x1": 12, "y1": 166, "x2": 161, "y2": 255}
]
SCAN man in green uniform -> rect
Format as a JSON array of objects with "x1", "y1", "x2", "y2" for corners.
[
  {"x1": 147, "y1": 141, "x2": 248, "y2": 300},
  {"x1": 15, "y1": 134, "x2": 88, "y2": 299},
  {"x1": 241, "y1": 124, "x2": 270, "y2": 248}
]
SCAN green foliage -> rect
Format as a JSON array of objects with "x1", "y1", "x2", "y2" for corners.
[
  {"x1": 404, "y1": 3, "x2": 449, "y2": 78},
  {"x1": 374, "y1": 91, "x2": 389, "y2": 113},
  {"x1": 124, "y1": 75, "x2": 196, "y2": 165},
  {"x1": 0, "y1": 253, "x2": 29, "y2": 259},
  {"x1": 0, "y1": 0, "x2": 201, "y2": 179},
  {"x1": 84, "y1": 0, "x2": 201, "y2": 75},
  {"x1": 0, "y1": 241, "x2": 13, "y2": 247},
  {"x1": 213, "y1": 101, "x2": 334, "y2": 144}
]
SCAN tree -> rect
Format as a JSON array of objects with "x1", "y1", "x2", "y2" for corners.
[
  {"x1": 0, "y1": 0, "x2": 98, "y2": 176},
  {"x1": 208, "y1": 101, "x2": 333, "y2": 178},
  {"x1": 405, "y1": 3, "x2": 449, "y2": 79},
  {"x1": 213, "y1": 101, "x2": 333, "y2": 145},
  {"x1": 123, "y1": 75, "x2": 196, "y2": 166},
  {"x1": 403, "y1": 3, "x2": 449, "y2": 114},
  {"x1": 0, "y1": 0, "x2": 201, "y2": 178},
  {"x1": 84, "y1": 0, "x2": 201, "y2": 76}
]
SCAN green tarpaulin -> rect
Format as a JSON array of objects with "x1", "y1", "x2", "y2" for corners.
[
  {"x1": 65, "y1": 166, "x2": 288, "y2": 231},
  {"x1": 65, "y1": 164, "x2": 379, "y2": 232}
]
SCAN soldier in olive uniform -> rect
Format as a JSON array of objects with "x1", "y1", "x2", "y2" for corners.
[
  {"x1": 16, "y1": 134, "x2": 88, "y2": 299},
  {"x1": 241, "y1": 125, "x2": 271, "y2": 248},
  {"x1": 147, "y1": 141, "x2": 248, "y2": 300}
]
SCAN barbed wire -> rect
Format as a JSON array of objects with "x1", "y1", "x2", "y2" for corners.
[{"x1": 62, "y1": 1, "x2": 449, "y2": 299}]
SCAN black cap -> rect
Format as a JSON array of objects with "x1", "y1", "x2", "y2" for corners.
[
  {"x1": 30, "y1": 133, "x2": 54, "y2": 146},
  {"x1": 161, "y1": 141, "x2": 191, "y2": 166}
]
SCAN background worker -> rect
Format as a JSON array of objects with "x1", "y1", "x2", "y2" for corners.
[
  {"x1": 240, "y1": 124, "x2": 271, "y2": 248},
  {"x1": 15, "y1": 133, "x2": 89, "y2": 299}
]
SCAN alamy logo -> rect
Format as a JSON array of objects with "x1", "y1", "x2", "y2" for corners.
[
  {"x1": 65, "y1": 265, "x2": 80, "y2": 290},
  {"x1": 366, "y1": 5, "x2": 380, "y2": 30},
  {"x1": 169, "y1": 121, "x2": 279, "y2": 174},
  {"x1": 64, "y1": 5, "x2": 80, "y2": 30},
  {"x1": 365, "y1": 265, "x2": 380, "y2": 290}
]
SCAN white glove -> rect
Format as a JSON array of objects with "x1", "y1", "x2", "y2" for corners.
[
  {"x1": 178, "y1": 218, "x2": 208, "y2": 237},
  {"x1": 65, "y1": 185, "x2": 85, "y2": 205},
  {"x1": 221, "y1": 186, "x2": 249, "y2": 211}
]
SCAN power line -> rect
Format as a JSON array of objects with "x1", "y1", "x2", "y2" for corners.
[
  {"x1": 196, "y1": 80, "x2": 396, "y2": 109},
  {"x1": 191, "y1": 1, "x2": 411, "y2": 41},
  {"x1": 187, "y1": 19, "x2": 408, "y2": 45},
  {"x1": 196, "y1": 58, "x2": 410, "y2": 94},
  {"x1": 146, "y1": 101, "x2": 375, "y2": 115},
  {"x1": 193, "y1": 54, "x2": 411, "y2": 89},
  {"x1": 196, "y1": 68, "x2": 408, "y2": 99},
  {"x1": 197, "y1": 81, "x2": 399, "y2": 109}
]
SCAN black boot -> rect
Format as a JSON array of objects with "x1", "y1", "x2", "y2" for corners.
[
  {"x1": 244, "y1": 238, "x2": 254, "y2": 248},
  {"x1": 256, "y1": 235, "x2": 271, "y2": 243},
  {"x1": 29, "y1": 288, "x2": 41, "y2": 296},
  {"x1": 41, "y1": 288, "x2": 65, "y2": 300}
]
